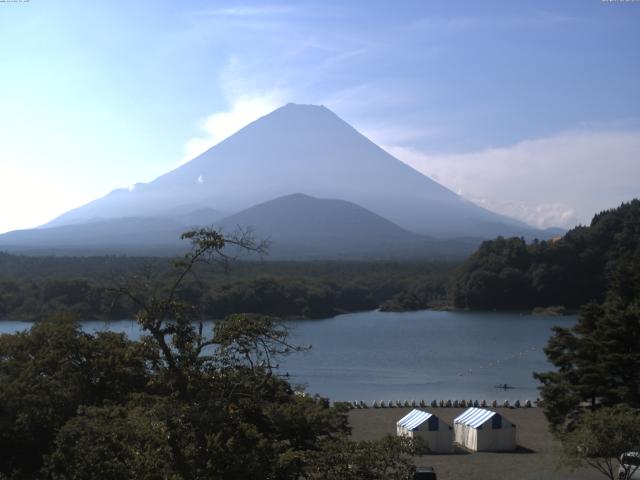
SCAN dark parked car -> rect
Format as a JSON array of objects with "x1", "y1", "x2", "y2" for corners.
[{"x1": 413, "y1": 466, "x2": 437, "y2": 480}]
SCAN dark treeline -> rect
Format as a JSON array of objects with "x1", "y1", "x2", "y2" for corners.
[
  {"x1": 450, "y1": 199, "x2": 640, "y2": 310},
  {"x1": 0, "y1": 254, "x2": 455, "y2": 320}
]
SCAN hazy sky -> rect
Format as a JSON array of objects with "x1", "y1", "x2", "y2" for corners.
[{"x1": 1, "y1": 0, "x2": 639, "y2": 233}]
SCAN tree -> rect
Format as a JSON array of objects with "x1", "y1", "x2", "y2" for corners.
[
  {"x1": 0, "y1": 316, "x2": 149, "y2": 477},
  {"x1": 109, "y1": 227, "x2": 270, "y2": 400},
  {"x1": 560, "y1": 405, "x2": 640, "y2": 480},
  {"x1": 534, "y1": 274, "x2": 640, "y2": 433},
  {"x1": 98, "y1": 229, "x2": 357, "y2": 478},
  {"x1": 305, "y1": 435, "x2": 427, "y2": 480},
  {"x1": 43, "y1": 404, "x2": 180, "y2": 480}
]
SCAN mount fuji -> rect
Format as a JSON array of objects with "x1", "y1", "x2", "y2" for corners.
[{"x1": 0, "y1": 103, "x2": 555, "y2": 257}]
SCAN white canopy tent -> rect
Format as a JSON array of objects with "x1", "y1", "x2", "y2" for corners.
[
  {"x1": 453, "y1": 407, "x2": 516, "y2": 451},
  {"x1": 396, "y1": 409, "x2": 453, "y2": 453}
]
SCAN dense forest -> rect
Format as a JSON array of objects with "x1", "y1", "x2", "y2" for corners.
[
  {"x1": 450, "y1": 200, "x2": 640, "y2": 310},
  {"x1": 0, "y1": 254, "x2": 454, "y2": 321}
]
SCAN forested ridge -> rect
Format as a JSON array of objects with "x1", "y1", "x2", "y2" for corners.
[
  {"x1": 0, "y1": 255, "x2": 453, "y2": 321},
  {"x1": 450, "y1": 199, "x2": 640, "y2": 310}
]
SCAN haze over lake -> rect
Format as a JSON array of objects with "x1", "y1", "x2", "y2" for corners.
[{"x1": 1, "y1": 310, "x2": 573, "y2": 403}]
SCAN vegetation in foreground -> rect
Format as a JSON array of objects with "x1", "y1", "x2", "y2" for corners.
[
  {"x1": 533, "y1": 202, "x2": 640, "y2": 480},
  {"x1": 0, "y1": 229, "x2": 425, "y2": 480}
]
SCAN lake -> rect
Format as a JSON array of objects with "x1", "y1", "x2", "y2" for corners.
[{"x1": 0, "y1": 310, "x2": 574, "y2": 403}]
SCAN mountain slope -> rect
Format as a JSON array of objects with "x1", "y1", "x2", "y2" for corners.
[
  {"x1": 0, "y1": 208, "x2": 223, "y2": 256},
  {"x1": 0, "y1": 194, "x2": 480, "y2": 258},
  {"x1": 215, "y1": 193, "x2": 422, "y2": 257},
  {"x1": 0, "y1": 217, "x2": 186, "y2": 255},
  {"x1": 44, "y1": 103, "x2": 537, "y2": 238}
]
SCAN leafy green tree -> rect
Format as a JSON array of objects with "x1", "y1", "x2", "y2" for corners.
[
  {"x1": 560, "y1": 405, "x2": 640, "y2": 480},
  {"x1": 450, "y1": 236, "x2": 533, "y2": 309},
  {"x1": 0, "y1": 316, "x2": 149, "y2": 478},
  {"x1": 306, "y1": 435, "x2": 426, "y2": 480},
  {"x1": 43, "y1": 404, "x2": 179, "y2": 480},
  {"x1": 534, "y1": 271, "x2": 640, "y2": 433}
]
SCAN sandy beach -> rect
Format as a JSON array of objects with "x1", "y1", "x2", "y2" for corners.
[{"x1": 348, "y1": 407, "x2": 603, "y2": 480}]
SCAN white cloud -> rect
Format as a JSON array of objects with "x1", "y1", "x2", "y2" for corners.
[
  {"x1": 383, "y1": 130, "x2": 640, "y2": 229},
  {"x1": 181, "y1": 93, "x2": 283, "y2": 164}
]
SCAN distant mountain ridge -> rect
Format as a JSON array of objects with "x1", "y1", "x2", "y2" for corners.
[
  {"x1": 1, "y1": 103, "x2": 561, "y2": 257},
  {"x1": 0, "y1": 194, "x2": 480, "y2": 259}
]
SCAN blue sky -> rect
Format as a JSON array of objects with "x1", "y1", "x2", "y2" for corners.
[{"x1": 1, "y1": 0, "x2": 639, "y2": 232}]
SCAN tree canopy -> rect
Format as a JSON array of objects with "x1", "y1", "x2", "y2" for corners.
[
  {"x1": 559, "y1": 405, "x2": 640, "y2": 480},
  {"x1": 533, "y1": 241, "x2": 640, "y2": 433},
  {"x1": 0, "y1": 228, "x2": 421, "y2": 479},
  {"x1": 451, "y1": 199, "x2": 640, "y2": 310},
  {"x1": 0, "y1": 253, "x2": 454, "y2": 321}
]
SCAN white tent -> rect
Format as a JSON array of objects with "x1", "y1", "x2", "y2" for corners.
[
  {"x1": 453, "y1": 407, "x2": 516, "y2": 451},
  {"x1": 396, "y1": 409, "x2": 453, "y2": 453}
]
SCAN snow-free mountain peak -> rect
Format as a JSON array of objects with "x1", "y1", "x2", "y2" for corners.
[{"x1": 44, "y1": 103, "x2": 534, "y2": 238}]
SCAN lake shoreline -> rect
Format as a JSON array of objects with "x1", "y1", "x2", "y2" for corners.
[
  {"x1": 0, "y1": 306, "x2": 578, "y2": 324},
  {"x1": 1, "y1": 310, "x2": 576, "y2": 403}
]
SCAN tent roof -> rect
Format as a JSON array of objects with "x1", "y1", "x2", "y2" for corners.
[
  {"x1": 454, "y1": 407, "x2": 497, "y2": 428},
  {"x1": 397, "y1": 409, "x2": 432, "y2": 431}
]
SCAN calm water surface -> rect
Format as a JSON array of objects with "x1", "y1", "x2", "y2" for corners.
[{"x1": 0, "y1": 310, "x2": 574, "y2": 403}]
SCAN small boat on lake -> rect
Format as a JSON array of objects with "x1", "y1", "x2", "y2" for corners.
[{"x1": 495, "y1": 383, "x2": 516, "y2": 390}]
